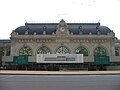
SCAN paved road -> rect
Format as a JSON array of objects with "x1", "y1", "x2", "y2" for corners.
[{"x1": 0, "y1": 75, "x2": 120, "y2": 90}]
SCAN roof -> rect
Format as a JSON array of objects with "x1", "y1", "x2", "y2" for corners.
[
  {"x1": 15, "y1": 22, "x2": 112, "y2": 35},
  {"x1": 115, "y1": 39, "x2": 120, "y2": 43},
  {"x1": 0, "y1": 39, "x2": 11, "y2": 46},
  {"x1": 0, "y1": 39, "x2": 11, "y2": 43}
]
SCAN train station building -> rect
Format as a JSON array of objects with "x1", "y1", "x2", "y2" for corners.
[{"x1": 0, "y1": 19, "x2": 120, "y2": 70}]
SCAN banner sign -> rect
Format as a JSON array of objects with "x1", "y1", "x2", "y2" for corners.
[
  {"x1": 13, "y1": 56, "x2": 28, "y2": 64},
  {"x1": 94, "y1": 56, "x2": 110, "y2": 65},
  {"x1": 36, "y1": 54, "x2": 83, "y2": 63}
]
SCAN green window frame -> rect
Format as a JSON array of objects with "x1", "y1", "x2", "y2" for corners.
[
  {"x1": 37, "y1": 46, "x2": 51, "y2": 54},
  {"x1": 94, "y1": 47, "x2": 107, "y2": 56},
  {"x1": 19, "y1": 47, "x2": 32, "y2": 56},
  {"x1": 56, "y1": 46, "x2": 70, "y2": 54},
  {"x1": 75, "y1": 47, "x2": 88, "y2": 56}
]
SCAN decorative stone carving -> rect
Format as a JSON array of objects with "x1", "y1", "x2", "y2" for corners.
[
  {"x1": 110, "y1": 31, "x2": 115, "y2": 36},
  {"x1": 11, "y1": 30, "x2": 17, "y2": 36},
  {"x1": 55, "y1": 19, "x2": 70, "y2": 36}
]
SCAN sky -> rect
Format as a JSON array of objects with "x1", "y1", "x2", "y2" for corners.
[{"x1": 0, "y1": 0, "x2": 120, "y2": 39}]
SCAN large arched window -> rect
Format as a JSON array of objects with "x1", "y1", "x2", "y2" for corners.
[
  {"x1": 19, "y1": 47, "x2": 32, "y2": 56},
  {"x1": 37, "y1": 46, "x2": 51, "y2": 54},
  {"x1": 94, "y1": 47, "x2": 107, "y2": 56},
  {"x1": 56, "y1": 46, "x2": 70, "y2": 54},
  {"x1": 115, "y1": 48, "x2": 119, "y2": 56},
  {"x1": 0, "y1": 47, "x2": 4, "y2": 56},
  {"x1": 75, "y1": 47, "x2": 88, "y2": 56}
]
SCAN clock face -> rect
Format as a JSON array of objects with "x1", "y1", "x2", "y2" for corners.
[{"x1": 60, "y1": 27, "x2": 65, "y2": 32}]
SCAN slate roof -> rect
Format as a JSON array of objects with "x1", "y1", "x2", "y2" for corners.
[
  {"x1": 15, "y1": 22, "x2": 112, "y2": 35},
  {"x1": 0, "y1": 39, "x2": 11, "y2": 43},
  {"x1": 0, "y1": 39, "x2": 11, "y2": 46},
  {"x1": 115, "y1": 39, "x2": 120, "y2": 43}
]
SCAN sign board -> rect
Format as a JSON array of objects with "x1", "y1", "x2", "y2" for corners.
[
  {"x1": 13, "y1": 56, "x2": 28, "y2": 64},
  {"x1": 36, "y1": 54, "x2": 83, "y2": 63},
  {"x1": 94, "y1": 56, "x2": 110, "y2": 65}
]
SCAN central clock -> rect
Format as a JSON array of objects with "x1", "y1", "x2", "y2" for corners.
[{"x1": 60, "y1": 27, "x2": 65, "y2": 32}]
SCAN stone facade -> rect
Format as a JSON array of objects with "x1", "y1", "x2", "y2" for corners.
[
  {"x1": 10, "y1": 20, "x2": 115, "y2": 57},
  {"x1": 0, "y1": 19, "x2": 120, "y2": 70}
]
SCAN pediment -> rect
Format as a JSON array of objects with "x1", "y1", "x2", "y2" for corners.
[{"x1": 55, "y1": 19, "x2": 70, "y2": 36}]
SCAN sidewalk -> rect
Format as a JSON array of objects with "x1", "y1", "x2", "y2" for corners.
[{"x1": 1, "y1": 70, "x2": 120, "y2": 75}]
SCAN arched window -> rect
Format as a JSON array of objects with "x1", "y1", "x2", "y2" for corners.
[
  {"x1": 75, "y1": 47, "x2": 88, "y2": 56},
  {"x1": 94, "y1": 47, "x2": 107, "y2": 56},
  {"x1": 115, "y1": 48, "x2": 119, "y2": 56},
  {"x1": 6, "y1": 48, "x2": 10, "y2": 56},
  {"x1": 56, "y1": 46, "x2": 70, "y2": 54},
  {"x1": 37, "y1": 46, "x2": 51, "y2": 54},
  {"x1": 0, "y1": 47, "x2": 4, "y2": 56},
  {"x1": 19, "y1": 47, "x2": 32, "y2": 56}
]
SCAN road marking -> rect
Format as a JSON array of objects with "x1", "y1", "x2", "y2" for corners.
[{"x1": 0, "y1": 75, "x2": 14, "y2": 81}]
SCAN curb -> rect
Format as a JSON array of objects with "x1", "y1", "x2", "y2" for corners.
[{"x1": 1, "y1": 70, "x2": 120, "y2": 75}]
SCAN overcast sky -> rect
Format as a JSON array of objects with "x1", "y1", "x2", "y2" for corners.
[{"x1": 0, "y1": 0, "x2": 120, "y2": 39}]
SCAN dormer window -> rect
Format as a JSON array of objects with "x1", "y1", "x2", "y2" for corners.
[
  {"x1": 25, "y1": 30, "x2": 28, "y2": 35},
  {"x1": 79, "y1": 26, "x2": 83, "y2": 35},
  {"x1": 43, "y1": 31, "x2": 46, "y2": 35},
  {"x1": 79, "y1": 26, "x2": 82, "y2": 30},
  {"x1": 96, "y1": 25, "x2": 100, "y2": 35},
  {"x1": 43, "y1": 26, "x2": 47, "y2": 30},
  {"x1": 97, "y1": 30, "x2": 100, "y2": 35},
  {"x1": 89, "y1": 32, "x2": 92, "y2": 35},
  {"x1": 34, "y1": 32, "x2": 36, "y2": 35},
  {"x1": 79, "y1": 31, "x2": 83, "y2": 35},
  {"x1": 96, "y1": 25, "x2": 99, "y2": 30}
]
